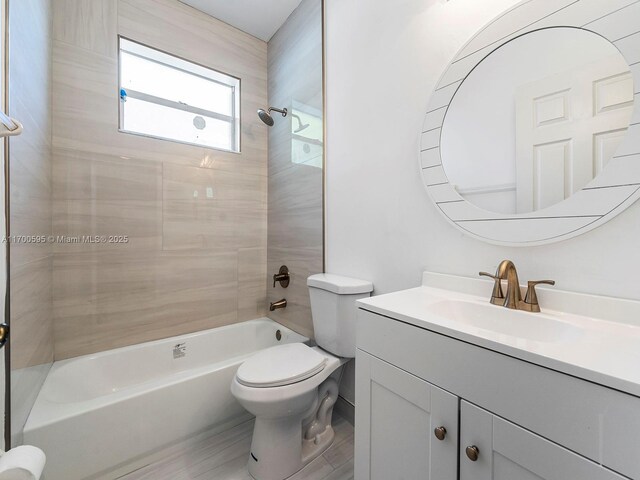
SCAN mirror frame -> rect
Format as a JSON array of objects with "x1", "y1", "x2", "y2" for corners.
[{"x1": 421, "y1": 0, "x2": 640, "y2": 246}]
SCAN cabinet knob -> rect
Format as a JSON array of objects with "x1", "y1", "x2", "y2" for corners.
[
  {"x1": 465, "y1": 445, "x2": 479, "y2": 462},
  {"x1": 434, "y1": 426, "x2": 447, "y2": 441}
]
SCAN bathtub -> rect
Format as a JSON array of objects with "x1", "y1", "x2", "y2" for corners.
[{"x1": 23, "y1": 318, "x2": 307, "y2": 480}]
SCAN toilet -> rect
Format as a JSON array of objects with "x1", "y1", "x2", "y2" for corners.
[{"x1": 231, "y1": 273, "x2": 373, "y2": 480}]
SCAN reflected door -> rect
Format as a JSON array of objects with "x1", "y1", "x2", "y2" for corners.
[{"x1": 515, "y1": 56, "x2": 634, "y2": 213}]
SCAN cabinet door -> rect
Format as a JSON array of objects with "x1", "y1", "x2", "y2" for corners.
[
  {"x1": 354, "y1": 349, "x2": 458, "y2": 480},
  {"x1": 460, "y1": 401, "x2": 626, "y2": 480}
]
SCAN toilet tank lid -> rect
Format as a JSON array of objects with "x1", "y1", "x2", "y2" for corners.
[{"x1": 307, "y1": 273, "x2": 373, "y2": 294}]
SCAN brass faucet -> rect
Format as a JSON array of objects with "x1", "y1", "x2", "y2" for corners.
[
  {"x1": 270, "y1": 299, "x2": 287, "y2": 311},
  {"x1": 480, "y1": 260, "x2": 555, "y2": 312},
  {"x1": 496, "y1": 260, "x2": 522, "y2": 309}
]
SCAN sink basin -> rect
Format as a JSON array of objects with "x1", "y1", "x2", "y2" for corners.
[
  {"x1": 357, "y1": 272, "x2": 640, "y2": 397},
  {"x1": 429, "y1": 299, "x2": 583, "y2": 344}
]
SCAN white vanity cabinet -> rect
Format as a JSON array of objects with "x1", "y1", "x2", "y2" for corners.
[{"x1": 354, "y1": 306, "x2": 640, "y2": 480}]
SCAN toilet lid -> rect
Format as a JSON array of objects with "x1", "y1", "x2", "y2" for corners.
[{"x1": 236, "y1": 344, "x2": 327, "y2": 388}]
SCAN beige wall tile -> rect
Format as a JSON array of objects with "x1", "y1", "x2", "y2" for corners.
[
  {"x1": 51, "y1": 0, "x2": 268, "y2": 358},
  {"x1": 53, "y1": 251, "x2": 240, "y2": 359},
  {"x1": 163, "y1": 162, "x2": 267, "y2": 208},
  {"x1": 53, "y1": 198, "x2": 162, "y2": 253},
  {"x1": 118, "y1": 0, "x2": 267, "y2": 79},
  {"x1": 267, "y1": 246, "x2": 322, "y2": 339},
  {"x1": 53, "y1": 0, "x2": 118, "y2": 57},
  {"x1": 238, "y1": 247, "x2": 267, "y2": 321},
  {"x1": 163, "y1": 201, "x2": 266, "y2": 252},
  {"x1": 10, "y1": 195, "x2": 51, "y2": 266},
  {"x1": 11, "y1": 257, "x2": 54, "y2": 370},
  {"x1": 53, "y1": 149, "x2": 162, "y2": 201},
  {"x1": 162, "y1": 162, "x2": 267, "y2": 252}
]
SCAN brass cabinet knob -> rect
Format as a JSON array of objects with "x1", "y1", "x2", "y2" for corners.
[
  {"x1": 465, "y1": 445, "x2": 479, "y2": 462},
  {"x1": 434, "y1": 426, "x2": 447, "y2": 441}
]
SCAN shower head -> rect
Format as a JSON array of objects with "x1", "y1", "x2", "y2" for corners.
[{"x1": 257, "y1": 107, "x2": 287, "y2": 126}]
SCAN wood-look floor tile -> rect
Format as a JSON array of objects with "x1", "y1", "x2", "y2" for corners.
[
  {"x1": 321, "y1": 459, "x2": 355, "y2": 480},
  {"x1": 323, "y1": 432, "x2": 354, "y2": 470},
  {"x1": 119, "y1": 414, "x2": 354, "y2": 480}
]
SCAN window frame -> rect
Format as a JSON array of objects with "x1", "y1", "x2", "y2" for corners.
[{"x1": 117, "y1": 36, "x2": 241, "y2": 153}]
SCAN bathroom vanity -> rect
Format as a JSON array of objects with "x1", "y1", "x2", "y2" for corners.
[{"x1": 354, "y1": 272, "x2": 640, "y2": 480}]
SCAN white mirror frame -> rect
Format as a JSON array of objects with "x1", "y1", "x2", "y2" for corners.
[{"x1": 421, "y1": 0, "x2": 640, "y2": 246}]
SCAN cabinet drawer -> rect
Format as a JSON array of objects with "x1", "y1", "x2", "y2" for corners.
[{"x1": 357, "y1": 308, "x2": 640, "y2": 479}]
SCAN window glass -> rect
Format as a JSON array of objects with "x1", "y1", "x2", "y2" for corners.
[{"x1": 119, "y1": 37, "x2": 240, "y2": 152}]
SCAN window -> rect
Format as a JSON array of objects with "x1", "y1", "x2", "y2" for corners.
[{"x1": 118, "y1": 37, "x2": 240, "y2": 152}]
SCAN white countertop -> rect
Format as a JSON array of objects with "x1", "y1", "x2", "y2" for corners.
[{"x1": 357, "y1": 272, "x2": 640, "y2": 398}]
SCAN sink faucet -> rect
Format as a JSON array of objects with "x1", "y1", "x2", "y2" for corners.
[
  {"x1": 496, "y1": 260, "x2": 522, "y2": 310},
  {"x1": 480, "y1": 260, "x2": 555, "y2": 312}
]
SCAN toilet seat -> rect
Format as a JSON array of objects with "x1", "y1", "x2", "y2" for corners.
[{"x1": 236, "y1": 343, "x2": 327, "y2": 388}]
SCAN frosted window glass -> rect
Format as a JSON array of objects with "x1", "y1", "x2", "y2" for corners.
[{"x1": 123, "y1": 97, "x2": 233, "y2": 151}]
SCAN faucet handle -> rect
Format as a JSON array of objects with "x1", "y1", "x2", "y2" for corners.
[
  {"x1": 272, "y1": 265, "x2": 290, "y2": 288},
  {"x1": 523, "y1": 280, "x2": 555, "y2": 312},
  {"x1": 479, "y1": 272, "x2": 504, "y2": 306}
]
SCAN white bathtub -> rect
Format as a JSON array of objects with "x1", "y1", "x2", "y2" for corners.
[{"x1": 23, "y1": 318, "x2": 307, "y2": 480}]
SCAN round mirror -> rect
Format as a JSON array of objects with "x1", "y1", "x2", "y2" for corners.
[
  {"x1": 421, "y1": 0, "x2": 640, "y2": 246},
  {"x1": 441, "y1": 27, "x2": 634, "y2": 215}
]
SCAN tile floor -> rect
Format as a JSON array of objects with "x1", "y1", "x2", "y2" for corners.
[{"x1": 119, "y1": 414, "x2": 354, "y2": 480}]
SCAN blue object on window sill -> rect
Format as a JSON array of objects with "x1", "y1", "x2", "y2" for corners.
[{"x1": 120, "y1": 88, "x2": 127, "y2": 102}]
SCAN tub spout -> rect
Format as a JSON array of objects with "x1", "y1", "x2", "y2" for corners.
[{"x1": 269, "y1": 299, "x2": 287, "y2": 311}]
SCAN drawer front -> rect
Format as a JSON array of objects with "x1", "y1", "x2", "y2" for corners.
[{"x1": 357, "y1": 308, "x2": 640, "y2": 479}]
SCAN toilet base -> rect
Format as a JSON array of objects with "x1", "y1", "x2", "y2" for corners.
[
  {"x1": 301, "y1": 423, "x2": 335, "y2": 465},
  {"x1": 247, "y1": 419, "x2": 335, "y2": 480},
  {"x1": 247, "y1": 378, "x2": 339, "y2": 480}
]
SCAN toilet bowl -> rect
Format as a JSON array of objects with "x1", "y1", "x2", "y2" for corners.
[
  {"x1": 231, "y1": 344, "x2": 345, "y2": 480},
  {"x1": 230, "y1": 273, "x2": 373, "y2": 480}
]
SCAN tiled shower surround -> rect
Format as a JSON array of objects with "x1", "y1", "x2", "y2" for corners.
[{"x1": 50, "y1": 0, "x2": 268, "y2": 359}]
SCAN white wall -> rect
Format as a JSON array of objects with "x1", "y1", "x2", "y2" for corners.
[
  {"x1": 325, "y1": 0, "x2": 640, "y2": 409},
  {"x1": 325, "y1": 0, "x2": 640, "y2": 328}
]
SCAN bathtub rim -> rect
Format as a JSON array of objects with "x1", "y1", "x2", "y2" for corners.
[{"x1": 24, "y1": 318, "x2": 308, "y2": 431}]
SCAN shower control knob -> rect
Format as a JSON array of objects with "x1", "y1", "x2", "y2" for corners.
[
  {"x1": 272, "y1": 265, "x2": 290, "y2": 288},
  {"x1": 434, "y1": 426, "x2": 447, "y2": 441},
  {"x1": 466, "y1": 445, "x2": 479, "y2": 462}
]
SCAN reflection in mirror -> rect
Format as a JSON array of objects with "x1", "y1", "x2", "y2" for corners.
[
  {"x1": 291, "y1": 101, "x2": 323, "y2": 168},
  {"x1": 441, "y1": 28, "x2": 635, "y2": 215}
]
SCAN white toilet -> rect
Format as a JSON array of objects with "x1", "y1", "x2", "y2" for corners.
[{"x1": 231, "y1": 273, "x2": 373, "y2": 480}]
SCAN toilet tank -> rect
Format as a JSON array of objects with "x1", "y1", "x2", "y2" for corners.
[{"x1": 307, "y1": 274, "x2": 373, "y2": 358}]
